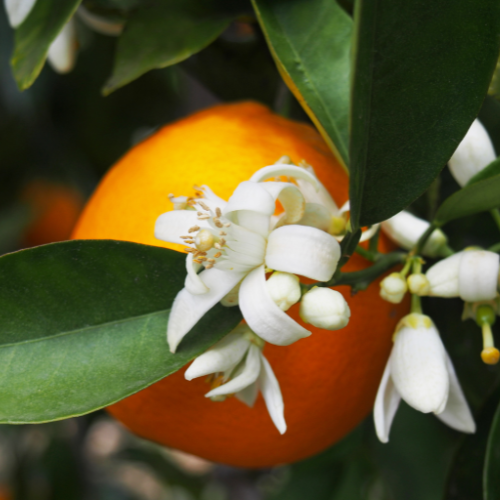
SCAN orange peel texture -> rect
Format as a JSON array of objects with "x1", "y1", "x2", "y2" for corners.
[{"x1": 72, "y1": 102, "x2": 408, "y2": 468}]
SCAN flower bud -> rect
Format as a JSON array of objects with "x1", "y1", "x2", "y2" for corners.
[
  {"x1": 458, "y1": 250, "x2": 499, "y2": 302},
  {"x1": 381, "y1": 211, "x2": 448, "y2": 258},
  {"x1": 265, "y1": 272, "x2": 301, "y2": 311},
  {"x1": 448, "y1": 119, "x2": 496, "y2": 187},
  {"x1": 407, "y1": 273, "x2": 431, "y2": 295},
  {"x1": 299, "y1": 287, "x2": 350, "y2": 330},
  {"x1": 426, "y1": 250, "x2": 500, "y2": 301},
  {"x1": 380, "y1": 273, "x2": 408, "y2": 304}
]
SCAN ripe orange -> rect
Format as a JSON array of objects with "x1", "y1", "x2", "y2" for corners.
[
  {"x1": 72, "y1": 102, "x2": 408, "y2": 467},
  {"x1": 21, "y1": 180, "x2": 85, "y2": 247}
]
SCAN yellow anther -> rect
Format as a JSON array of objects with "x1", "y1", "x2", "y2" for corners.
[
  {"x1": 198, "y1": 201, "x2": 210, "y2": 211},
  {"x1": 214, "y1": 219, "x2": 224, "y2": 228},
  {"x1": 188, "y1": 225, "x2": 200, "y2": 233},
  {"x1": 213, "y1": 252, "x2": 222, "y2": 258},
  {"x1": 215, "y1": 207, "x2": 222, "y2": 217}
]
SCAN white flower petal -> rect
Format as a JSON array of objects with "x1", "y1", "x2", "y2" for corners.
[
  {"x1": 200, "y1": 185, "x2": 228, "y2": 207},
  {"x1": 4, "y1": 0, "x2": 37, "y2": 27},
  {"x1": 184, "y1": 333, "x2": 250, "y2": 380},
  {"x1": 155, "y1": 210, "x2": 204, "y2": 245},
  {"x1": 295, "y1": 203, "x2": 331, "y2": 232},
  {"x1": 259, "y1": 354, "x2": 287, "y2": 434},
  {"x1": 236, "y1": 381, "x2": 259, "y2": 407},
  {"x1": 448, "y1": 119, "x2": 496, "y2": 187},
  {"x1": 224, "y1": 181, "x2": 275, "y2": 216},
  {"x1": 374, "y1": 358, "x2": 401, "y2": 443},
  {"x1": 458, "y1": 250, "x2": 499, "y2": 302},
  {"x1": 167, "y1": 268, "x2": 244, "y2": 352},
  {"x1": 435, "y1": 353, "x2": 476, "y2": 433},
  {"x1": 250, "y1": 165, "x2": 320, "y2": 190},
  {"x1": 390, "y1": 320, "x2": 449, "y2": 414},
  {"x1": 266, "y1": 225, "x2": 341, "y2": 281},
  {"x1": 47, "y1": 19, "x2": 77, "y2": 74},
  {"x1": 426, "y1": 252, "x2": 462, "y2": 297},
  {"x1": 239, "y1": 265, "x2": 311, "y2": 345},
  {"x1": 184, "y1": 254, "x2": 208, "y2": 295},
  {"x1": 234, "y1": 210, "x2": 270, "y2": 237},
  {"x1": 205, "y1": 344, "x2": 261, "y2": 398},
  {"x1": 261, "y1": 182, "x2": 305, "y2": 224},
  {"x1": 297, "y1": 176, "x2": 339, "y2": 215},
  {"x1": 359, "y1": 223, "x2": 381, "y2": 242}
]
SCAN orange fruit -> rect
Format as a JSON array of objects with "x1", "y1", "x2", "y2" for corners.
[
  {"x1": 72, "y1": 102, "x2": 408, "y2": 467},
  {"x1": 21, "y1": 180, "x2": 85, "y2": 247}
]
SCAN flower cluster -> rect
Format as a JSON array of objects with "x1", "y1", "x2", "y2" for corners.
[{"x1": 155, "y1": 159, "x2": 359, "y2": 432}]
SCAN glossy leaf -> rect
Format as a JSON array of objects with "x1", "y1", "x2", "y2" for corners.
[
  {"x1": 252, "y1": 0, "x2": 352, "y2": 169},
  {"x1": 433, "y1": 174, "x2": 500, "y2": 226},
  {"x1": 0, "y1": 240, "x2": 241, "y2": 423},
  {"x1": 104, "y1": 0, "x2": 245, "y2": 94},
  {"x1": 485, "y1": 400, "x2": 500, "y2": 500},
  {"x1": 11, "y1": 0, "x2": 81, "y2": 90},
  {"x1": 349, "y1": 0, "x2": 500, "y2": 229},
  {"x1": 467, "y1": 157, "x2": 500, "y2": 186}
]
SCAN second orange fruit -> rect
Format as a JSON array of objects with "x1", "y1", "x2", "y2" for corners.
[{"x1": 72, "y1": 102, "x2": 408, "y2": 467}]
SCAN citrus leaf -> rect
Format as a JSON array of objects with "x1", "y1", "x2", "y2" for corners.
[
  {"x1": 467, "y1": 157, "x2": 500, "y2": 186},
  {"x1": 484, "y1": 400, "x2": 500, "y2": 500},
  {"x1": 433, "y1": 174, "x2": 500, "y2": 226},
  {"x1": 11, "y1": 0, "x2": 82, "y2": 90},
  {"x1": 251, "y1": 0, "x2": 351, "y2": 170},
  {"x1": 349, "y1": 0, "x2": 500, "y2": 229},
  {"x1": 103, "y1": 0, "x2": 243, "y2": 94},
  {"x1": 0, "y1": 240, "x2": 241, "y2": 423}
]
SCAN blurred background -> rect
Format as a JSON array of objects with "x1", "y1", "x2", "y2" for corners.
[{"x1": 1, "y1": 3, "x2": 500, "y2": 499}]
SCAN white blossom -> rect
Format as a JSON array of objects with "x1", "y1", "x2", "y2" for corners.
[
  {"x1": 185, "y1": 324, "x2": 286, "y2": 434},
  {"x1": 374, "y1": 313, "x2": 475, "y2": 443},
  {"x1": 266, "y1": 272, "x2": 301, "y2": 311},
  {"x1": 155, "y1": 163, "x2": 342, "y2": 352},
  {"x1": 448, "y1": 119, "x2": 496, "y2": 187},
  {"x1": 380, "y1": 273, "x2": 408, "y2": 304}
]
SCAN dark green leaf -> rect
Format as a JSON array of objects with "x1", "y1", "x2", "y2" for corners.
[
  {"x1": 252, "y1": 0, "x2": 352, "y2": 169},
  {"x1": 467, "y1": 158, "x2": 500, "y2": 186},
  {"x1": 484, "y1": 400, "x2": 500, "y2": 500},
  {"x1": 433, "y1": 174, "x2": 500, "y2": 226},
  {"x1": 104, "y1": 0, "x2": 244, "y2": 94},
  {"x1": 349, "y1": 0, "x2": 500, "y2": 229},
  {"x1": 11, "y1": 0, "x2": 82, "y2": 90},
  {"x1": 0, "y1": 240, "x2": 241, "y2": 423}
]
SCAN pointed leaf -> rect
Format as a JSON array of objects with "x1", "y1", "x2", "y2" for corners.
[
  {"x1": 104, "y1": 0, "x2": 245, "y2": 94},
  {"x1": 433, "y1": 174, "x2": 500, "y2": 226},
  {"x1": 0, "y1": 240, "x2": 241, "y2": 423},
  {"x1": 349, "y1": 0, "x2": 500, "y2": 229},
  {"x1": 252, "y1": 0, "x2": 352, "y2": 169},
  {"x1": 485, "y1": 400, "x2": 500, "y2": 500},
  {"x1": 11, "y1": 0, "x2": 81, "y2": 90},
  {"x1": 466, "y1": 157, "x2": 500, "y2": 186}
]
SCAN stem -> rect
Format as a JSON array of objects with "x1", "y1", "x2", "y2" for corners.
[
  {"x1": 413, "y1": 223, "x2": 437, "y2": 256},
  {"x1": 491, "y1": 208, "x2": 500, "y2": 233},
  {"x1": 411, "y1": 294, "x2": 423, "y2": 314},
  {"x1": 355, "y1": 245, "x2": 377, "y2": 262},
  {"x1": 316, "y1": 251, "x2": 406, "y2": 289},
  {"x1": 369, "y1": 226, "x2": 381, "y2": 254}
]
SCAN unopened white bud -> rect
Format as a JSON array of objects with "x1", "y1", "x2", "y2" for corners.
[
  {"x1": 380, "y1": 273, "x2": 408, "y2": 304},
  {"x1": 195, "y1": 229, "x2": 215, "y2": 252},
  {"x1": 407, "y1": 273, "x2": 431, "y2": 295},
  {"x1": 381, "y1": 211, "x2": 448, "y2": 258},
  {"x1": 458, "y1": 250, "x2": 499, "y2": 302},
  {"x1": 266, "y1": 272, "x2": 301, "y2": 311},
  {"x1": 448, "y1": 120, "x2": 496, "y2": 187},
  {"x1": 299, "y1": 287, "x2": 351, "y2": 330}
]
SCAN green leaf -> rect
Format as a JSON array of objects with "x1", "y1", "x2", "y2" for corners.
[
  {"x1": 11, "y1": 0, "x2": 82, "y2": 90},
  {"x1": 467, "y1": 157, "x2": 500, "y2": 186},
  {"x1": 433, "y1": 174, "x2": 500, "y2": 226},
  {"x1": 349, "y1": 0, "x2": 500, "y2": 229},
  {"x1": 251, "y1": 0, "x2": 352, "y2": 170},
  {"x1": 104, "y1": 0, "x2": 244, "y2": 94},
  {"x1": 0, "y1": 240, "x2": 241, "y2": 423},
  {"x1": 485, "y1": 400, "x2": 500, "y2": 500}
]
